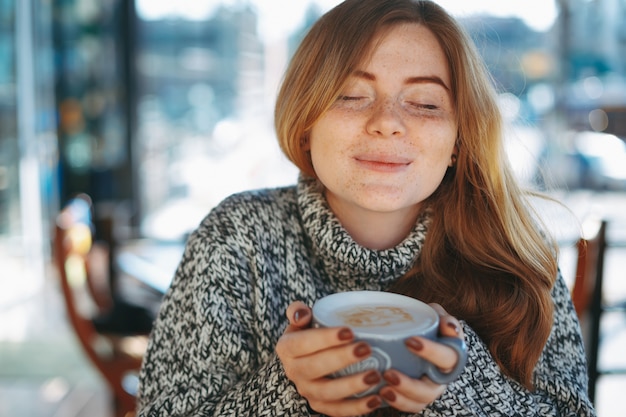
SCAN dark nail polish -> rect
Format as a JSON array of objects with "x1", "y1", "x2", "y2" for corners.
[
  {"x1": 367, "y1": 396, "x2": 382, "y2": 409},
  {"x1": 406, "y1": 337, "x2": 423, "y2": 351},
  {"x1": 294, "y1": 309, "x2": 309, "y2": 323},
  {"x1": 447, "y1": 321, "x2": 460, "y2": 334},
  {"x1": 338, "y1": 328, "x2": 354, "y2": 341},
  {"x1": 363, "y1": 371, "x2": 381, "y2": 385},
  {"x1": 383, "y1": 372, "x2": 400, "y2": 386},
  {"x1": 382, "y1": 390, "x2": 396, "y2": 402},
  {"x1": 354, "y1": 342, "x2": 371, "y2": 358}
]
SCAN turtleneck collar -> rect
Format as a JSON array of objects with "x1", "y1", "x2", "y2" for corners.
[{"x1": 297, "y1": 175, "x2": 430, "y2": 290}]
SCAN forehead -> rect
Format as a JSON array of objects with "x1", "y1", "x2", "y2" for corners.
[{"x1": 358, "y1": 23, "x2": 451, "y2": 87}]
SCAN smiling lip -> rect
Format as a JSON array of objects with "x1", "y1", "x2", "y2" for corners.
[{"x1": 354, "y1": 155, "x2": 412, "y2": 172}]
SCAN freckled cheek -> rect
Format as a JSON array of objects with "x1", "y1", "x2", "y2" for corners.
[
  {"x1": 310, "y1": 143, "x2": 352, "y2": 188},
  {"x1": 312, "y1": 140, "x2": 343, "y2": 167},
  {"x1": 311, "y1": 128, "x2": 352, "y2": 164},
  {"x1": 413, "y1": 139, "x2": 455, "y2": 168},
  {"x1": 342, "y1": 178, "x2": 360, "y2": 193}
]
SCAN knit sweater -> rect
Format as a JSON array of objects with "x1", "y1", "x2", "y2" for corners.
[{"x1": 137, "y1": 176, "x2": 596, "y2": 416}]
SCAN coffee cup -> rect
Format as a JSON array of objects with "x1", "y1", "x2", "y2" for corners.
[{"x1": 312, "y1": 290, "x2": 467, "y2": 396}]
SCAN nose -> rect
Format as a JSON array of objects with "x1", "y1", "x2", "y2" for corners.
[{"x1": 365, "y1": 98, "x2": 406, "y2": 138}]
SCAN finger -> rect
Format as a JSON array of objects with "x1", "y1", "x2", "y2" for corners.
[
  {"x1": 289, "y1": 340, "x2": 372, "y2": 380},
  {"x1": 405, "y1": 336, "x2": 459, "y2": 372},
  {"x1": 379, "y1": 371, "x2": 446, "y2": 412},
  {"x1": 300, "y1": 370, "x2": 382, "y2": 403},
  {"x1": 308, "y1": 394, "x2": 383, "y2": 417},
  {"x1": 429, "y1": 303, "x2": 464, "y2": 338},
  {"x1": 277, "y1": 325, "x2": 354, "y2": 358},
  {"x1": 285, "y1": 301, "x2": 313, "y2": 329}
]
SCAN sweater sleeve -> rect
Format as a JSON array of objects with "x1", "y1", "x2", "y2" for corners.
[
  {"x1": 136, "y1": 215, "x2": 310, "y2": 416},
  {"x1": 422, "y1": 273, "x2": 596, "y2": 417}
]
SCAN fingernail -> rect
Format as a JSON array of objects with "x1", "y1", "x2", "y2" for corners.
[
  {"x1": 406, "y1": 337, "x2": 423, "y2": 351},
  {"x1": 447, "y1": 321, "x2": 460, "y2": 334},
  {"x1": 382, "y1": 390, "x2": 396, "y2": 402},
  {"x1": 294, "y1": 309, "x2": 309, "y2": 323},
  {"x1": 383, "y1": 372, "x2": 400, "y2": 386},
  {"x1": 338, "y1": 328, "x2": 353, "y2": 341},
  {"x1": 367, "y1": 396, "x2": 382, "y2": 409},
  {"x1": 363, "y1": 371, "x2": 381, "y2": 385},
  {"x1": 354, "y1": 342, "x2": 371, "y2": 358}
]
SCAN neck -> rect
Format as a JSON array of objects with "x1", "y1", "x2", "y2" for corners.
[{"x1": 329, "y1": 200, "x2": 421, "y2": 250}]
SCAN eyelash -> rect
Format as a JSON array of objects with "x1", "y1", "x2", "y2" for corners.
[
  {"x1": 409, "y1": 102, "x2": 438, "y2": 110},
  {"x1": 335, "y1": 96, "x2": 441, "y2": 114},
  {"x1": 339, "y1": 95, "x2": 363, "y2": 101}
]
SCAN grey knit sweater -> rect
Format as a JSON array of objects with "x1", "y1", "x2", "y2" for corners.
[{"x1": 137, "y1": 176, "x2": 596, "y2": 416}]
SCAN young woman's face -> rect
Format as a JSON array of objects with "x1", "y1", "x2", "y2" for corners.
[{"x1": 309, "y1": 23, "x2": 458, "y2": 224}]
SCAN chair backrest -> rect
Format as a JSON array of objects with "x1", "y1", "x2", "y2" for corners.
[
  {"x1": 53, "y1": 194, "x2": 144, "y2": 417},
  {"x1": 571, "y1": 217, "x2": 607, "y2": 319},
  {"x1": 54, "y1": 195, "x2": 101, "y2": 348}
]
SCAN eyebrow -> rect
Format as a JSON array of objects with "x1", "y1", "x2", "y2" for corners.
[{"x1": 352, "y1": 70, "x2": 450, "y2": 91}]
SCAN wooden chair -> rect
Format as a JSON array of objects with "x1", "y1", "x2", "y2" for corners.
[
  {"x1": 53, "y1": 195, "x2": 147, "y2": 417},
  {"x1": 571, "y1": 217, "x2": 626, "y2": 404},
  {"x1": 572, "y1": 217, "x2": 606, "y2": 320}
]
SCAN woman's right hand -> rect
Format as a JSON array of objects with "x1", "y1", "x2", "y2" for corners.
[{"x1": 275, "y1": 301, "x2": 384, "y2": 416}]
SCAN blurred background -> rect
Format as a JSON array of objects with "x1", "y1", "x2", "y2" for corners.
[{"x1": 1, "y1": 0, "x2": 625, "y2": 416}]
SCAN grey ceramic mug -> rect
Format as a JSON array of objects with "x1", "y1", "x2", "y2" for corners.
[{"x1": 312, "y1": 290, "x2": 467, "y2": 397}]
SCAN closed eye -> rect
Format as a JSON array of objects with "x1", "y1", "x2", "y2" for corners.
[
  {"x1": 408, "y1": 102, "x2": 439, "y2": 110},
  {"x1": 339, "y1": 95, "x2": 365, "y2": 101}
]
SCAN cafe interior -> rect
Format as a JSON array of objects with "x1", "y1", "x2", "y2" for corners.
[{"x1": 1, "y1": 0, "x2": 626, "y2": 416}]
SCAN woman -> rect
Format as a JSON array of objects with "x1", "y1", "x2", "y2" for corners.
[{"x1": 137, "y1": 0, "x2": 595, "y2": 416}]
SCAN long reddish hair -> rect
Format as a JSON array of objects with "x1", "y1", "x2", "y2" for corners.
[{"x1": 275, "y1": 0, "x2": 558, "y2": 389}]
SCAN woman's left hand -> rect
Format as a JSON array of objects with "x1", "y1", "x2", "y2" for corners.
[{"x1": 378, "y1": 303, "x2": 465, "y2": 413}]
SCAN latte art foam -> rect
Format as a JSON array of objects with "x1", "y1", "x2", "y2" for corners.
[
  {"x1": 337, "y1": 306, "x2": 414, "y2": 328},
  {"x1": 313, "y1": 291, "x2": 439, "y2": 338}
]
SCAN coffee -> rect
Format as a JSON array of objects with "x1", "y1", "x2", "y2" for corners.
[{"x1": 314, "y1": 293, "x2": 439, "y2": 337}]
